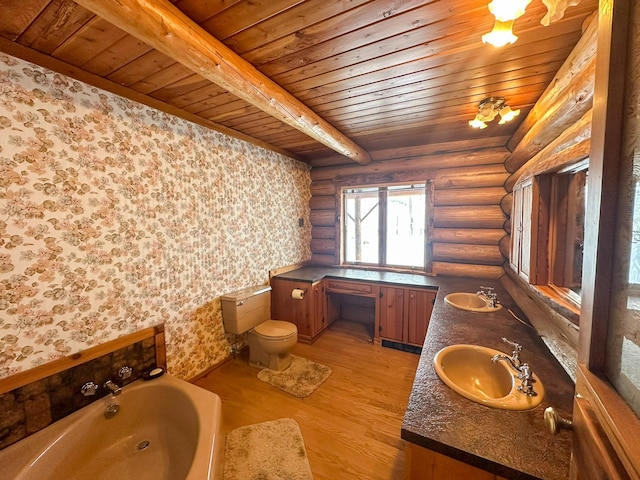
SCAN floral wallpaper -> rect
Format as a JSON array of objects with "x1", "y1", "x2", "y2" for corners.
[{"x1": 0, "y1": 54, "x2": 311, "y2": 381}]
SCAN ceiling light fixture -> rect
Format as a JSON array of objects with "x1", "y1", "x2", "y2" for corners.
[
  {"x1": 488, "y1": 0, "x2": 532, "y2": 21},
  {"x1": 482, "y1": 19, "x2": 518, "y2": 47},
  {"x1": 482, "y1": 0, "x2": 582, "y2": 47},
  {"x1": 468, "y1": 97, "x2": 520, "y2": 129}
]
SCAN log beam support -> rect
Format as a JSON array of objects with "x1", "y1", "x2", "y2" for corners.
[{"x1": 74, "y1": 0, "x2": 371, "y2": 165}]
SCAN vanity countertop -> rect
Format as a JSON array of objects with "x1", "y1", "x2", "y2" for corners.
[
  {"x1": 402, "y1": 276, "x2": 575, "y2": 480},
  {"x1": 275, "y1": 267, "x2": 575, "y2": 480},
  {"x1": 273, "y1": 265, "x2": 440, "y2": 289}
]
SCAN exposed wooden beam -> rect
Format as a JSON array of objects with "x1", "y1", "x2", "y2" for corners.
[{"x1": 73, "y1": 0, "x2": 371, "y2": 165}]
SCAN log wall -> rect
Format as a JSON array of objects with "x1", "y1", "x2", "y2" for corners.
[{"x1": 309, "y1": 148, "x2": 509, "y2": 278}]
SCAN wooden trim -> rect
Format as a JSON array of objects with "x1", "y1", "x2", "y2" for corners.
[
  {"x1": 0, "y1": 37, "x2": 299, "y2": 162},
  {"x1": 154, "y1": 324, "x2": 167, "y2": 370},
  {"x1": 426, "y1": 180, "x2": 435, "y2": 274},
  {"x1": 0, "y1": 325, "x2": 164, "y2": 395},
  {"x1": 268, "y1": 261, "x2": 311, "y2": 278},
  {"x1": 576, "y1": 365, "x2": 640, "y2": 479},
  {"x1": 579, "y1": 0, "x2": 630, "y2": 369},
  {"x1": 73, "y1": 0, "x2": 371, "y2": 165}
]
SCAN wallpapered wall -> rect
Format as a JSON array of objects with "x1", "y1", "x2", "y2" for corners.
[{"x1": 0, "y1": 54, "x2": 311, "y2": 381}]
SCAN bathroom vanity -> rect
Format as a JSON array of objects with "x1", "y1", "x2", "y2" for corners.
[
  {"x1": 401, "y1": 278, "x2": 575, "y2": 480},
  {"x1": 272, "y1": 266, "x2": 575, "y2": 480},
  {"x1": 270, "y1": 267, "x2": 437, "y2": 346}
]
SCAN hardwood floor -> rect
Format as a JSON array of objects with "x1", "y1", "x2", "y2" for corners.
[{"x1": 194, "y1": 320, "x2": 421, "y2": 480}]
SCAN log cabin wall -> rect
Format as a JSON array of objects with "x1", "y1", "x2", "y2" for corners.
[
  {"x1": 309, "y1": 143, "x2": 510, "y2": 280},
  {"x1": 499, "y1": 13, "x2": 597, "y2": 379}
]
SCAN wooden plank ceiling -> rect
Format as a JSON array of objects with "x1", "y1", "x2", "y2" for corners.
[{"x1": 0, "y1": 0, "x2": 598, "y2": 167}]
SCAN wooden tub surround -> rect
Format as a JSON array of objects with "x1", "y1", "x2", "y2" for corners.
[{"x1": 273, "y1": 267, "x2": 575, "y2": 480}]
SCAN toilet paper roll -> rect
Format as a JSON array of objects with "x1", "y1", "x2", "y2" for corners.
[{"x1": 291, "y1": 288, "x2": 305, "y2": 300}]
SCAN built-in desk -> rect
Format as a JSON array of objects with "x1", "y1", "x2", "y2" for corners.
[{"x1": 271, "y1": 267, "x2": 438, "y2": 346}]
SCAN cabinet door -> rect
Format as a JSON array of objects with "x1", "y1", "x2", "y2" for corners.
[
  {"x1": 379, "y1": 286, "x2": 404, "y2": 342},
  {"x1": 270, "y1": 278, "x2": 313, "y2": 339},
  {"x1": 312, "y1": 281, "x2": 326, "y2": 335},
  {"x1": 407, "y1": 289, "x2": 436, "y2": 346}
]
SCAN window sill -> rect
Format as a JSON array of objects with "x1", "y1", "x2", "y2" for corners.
[
  {"x1": 340, "y1": 263, "x2": 434, "y2": 277},
  {"x1": 532, "y1": 285, "x2": 580, "y2": 326}
]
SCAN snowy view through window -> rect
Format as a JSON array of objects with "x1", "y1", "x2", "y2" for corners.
[{"x1": 344, "y1": 184, "x2": 426, "y2": 269}]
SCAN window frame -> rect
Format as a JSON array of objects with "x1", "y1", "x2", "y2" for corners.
[
  {"x1": 339, "y1": 182, "x2": 432, "y2": 273},
  {"x1": 510, "y1": 160, "x2": 588, "y2": 319}
]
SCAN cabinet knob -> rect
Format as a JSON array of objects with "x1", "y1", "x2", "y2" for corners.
[{"x1": 544, "y1": 407, "x2": 573, "y2": 435}]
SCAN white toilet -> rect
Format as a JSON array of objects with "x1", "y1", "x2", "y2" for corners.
[{"x1": 221, "y1": 285, "x2": 298, "y2": 371}]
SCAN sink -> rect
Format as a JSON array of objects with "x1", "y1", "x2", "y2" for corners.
[
  {"x1": 433, "y1": 344, "x2": 544, "y2": 410},
  {"x1": 444, "y1": 292, "x2": 503, "y2": 312}
]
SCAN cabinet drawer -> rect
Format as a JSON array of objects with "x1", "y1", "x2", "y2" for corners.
[{"x1": 326, "y1": 280, "x2": 376, "y2": 296}]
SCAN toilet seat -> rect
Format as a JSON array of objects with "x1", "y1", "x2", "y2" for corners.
[{"x1": 252, "y1": 320, "x2": 297, "y2": 340}]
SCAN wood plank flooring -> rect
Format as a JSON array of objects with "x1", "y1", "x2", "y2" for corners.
[{"x1": 194, "y1": 320, "x2": 420, "y2": 480}]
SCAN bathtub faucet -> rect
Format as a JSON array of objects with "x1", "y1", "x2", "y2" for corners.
[{"x1": 104, "y1": 380, "x2": 122, "y2": 397}]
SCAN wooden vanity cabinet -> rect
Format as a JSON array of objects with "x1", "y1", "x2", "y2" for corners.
[
  {"x1": 271, "y1": 276, "x2": 436, "y2": 346},
  {"x1": 379, "y1": 286, "x2": 436, "y2": 347},
  {"x1": 406, "y1": 444, "x2": 508, "y2": 480},
  {"x1": 379, "y1": 287, "x2": 405, "y2": 342},
  {"x1": 407, "y1": 289, "x2": 436, "y2": 346},
  {"x1": 270, "y1": 278, "x2": 327, "y2": 343}
]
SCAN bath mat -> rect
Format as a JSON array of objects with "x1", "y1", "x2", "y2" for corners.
[
  {"x1": 223, "y1": 418, "x2": 313, "y2": 480},
  {"x1": 257, "y1": 355, "x2": 331, "y2": 398}
]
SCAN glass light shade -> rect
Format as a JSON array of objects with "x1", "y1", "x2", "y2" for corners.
[
  {"x1": 488, "y1": 0, "x2": 532, "y2": 21},
  {"x1": 469, "y1": 116, "x2": 488, "y2": 129},
  {"x1": 499, "y1": 105, "x2": 521, "y2": 123},
  {"x1": 479, "y1": 104, "x2": 499, "y2": 122},
  {"x1": 482, "y1": 20, "x2": 518, "y2": 47}
]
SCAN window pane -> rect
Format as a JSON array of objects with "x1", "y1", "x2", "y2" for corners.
[
  {"x1": 386, "y1": 185, "x2": 425, "y2": 268},
  {"x1": 344, "y1": 188, "x2": 379, "y2": 263}
]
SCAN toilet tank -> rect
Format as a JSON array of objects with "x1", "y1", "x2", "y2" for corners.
[{"x1": 221, "y1": 285, "x2": 272, "y2": 334}]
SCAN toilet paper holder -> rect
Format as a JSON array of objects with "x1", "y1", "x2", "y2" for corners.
[{"x1": 291, "y1": 288, "x2": 307, "y2": 300}]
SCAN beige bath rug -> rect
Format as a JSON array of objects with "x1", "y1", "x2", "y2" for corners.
[
  {"x1": 223, "y1": 418, "x2": 313, "y2": 480},
  {"x1": 257, "y1": 355, "x2": 331, "y2": 398}
]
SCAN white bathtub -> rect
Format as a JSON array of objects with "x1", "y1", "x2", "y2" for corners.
[{"x1": 0, "y1": 374, "x2": 223, "y2": 480}]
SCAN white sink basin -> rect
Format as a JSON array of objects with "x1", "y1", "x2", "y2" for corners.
[
  {"x1": 444, "y1": 292, "x2": 503, "y2": 312},
  {"x1": 433, "y1": 344, "x2": 544, "y2": 410}
]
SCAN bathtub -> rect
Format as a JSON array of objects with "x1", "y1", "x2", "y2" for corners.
[{"x1": 0, "y1": 374, "x2": 223, "y2": 480}]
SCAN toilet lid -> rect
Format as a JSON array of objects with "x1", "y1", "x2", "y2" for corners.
[{"x1": 253, "y1": 320, "x2": 297, "y2": 338}]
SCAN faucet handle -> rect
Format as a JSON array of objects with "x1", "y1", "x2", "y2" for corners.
[
  {"x1": 81, "y1": 381, "x2": 99, "y2": 396},
  {"x1": 501, "y1": 337, "x2": 522, "y2": 358},
  {"x1": 118, "y1": 366, "x2": 133, "y2": 380},
  {"x1": 501, "y1": 337, "x2": 521, "y2": 350},
  {"x1": 480, "y1": 285, "x2": 495, "y2": 294}
]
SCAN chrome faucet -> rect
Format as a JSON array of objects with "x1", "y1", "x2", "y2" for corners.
[
  {"x1": 491, "y1": 338, "x2": 538, "y2": 397},
  {"x1": 104, "y1": 380, "x2": 122, "y2": 397},
  {"x1": 476, "y1": 285, "x2": 499, "y2": 308}
]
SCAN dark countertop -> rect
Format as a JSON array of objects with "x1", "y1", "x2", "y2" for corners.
[
  {"x1": 276, "y1": 267, "x2": 575, "y2": 480},
  {"x1": 273, "y1": 266, "x2": 440, "y2": 289}
]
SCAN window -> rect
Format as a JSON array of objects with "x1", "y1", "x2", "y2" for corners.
[
  {"x1": 547, "y1": 164, "x2": 587, "y2": 301},
  {"x1": 341, "y1": 183, "x2": 429, "y2": 270},
  {"x1": 510, "y1": 161, "x2": 587, "y2": 313}
]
